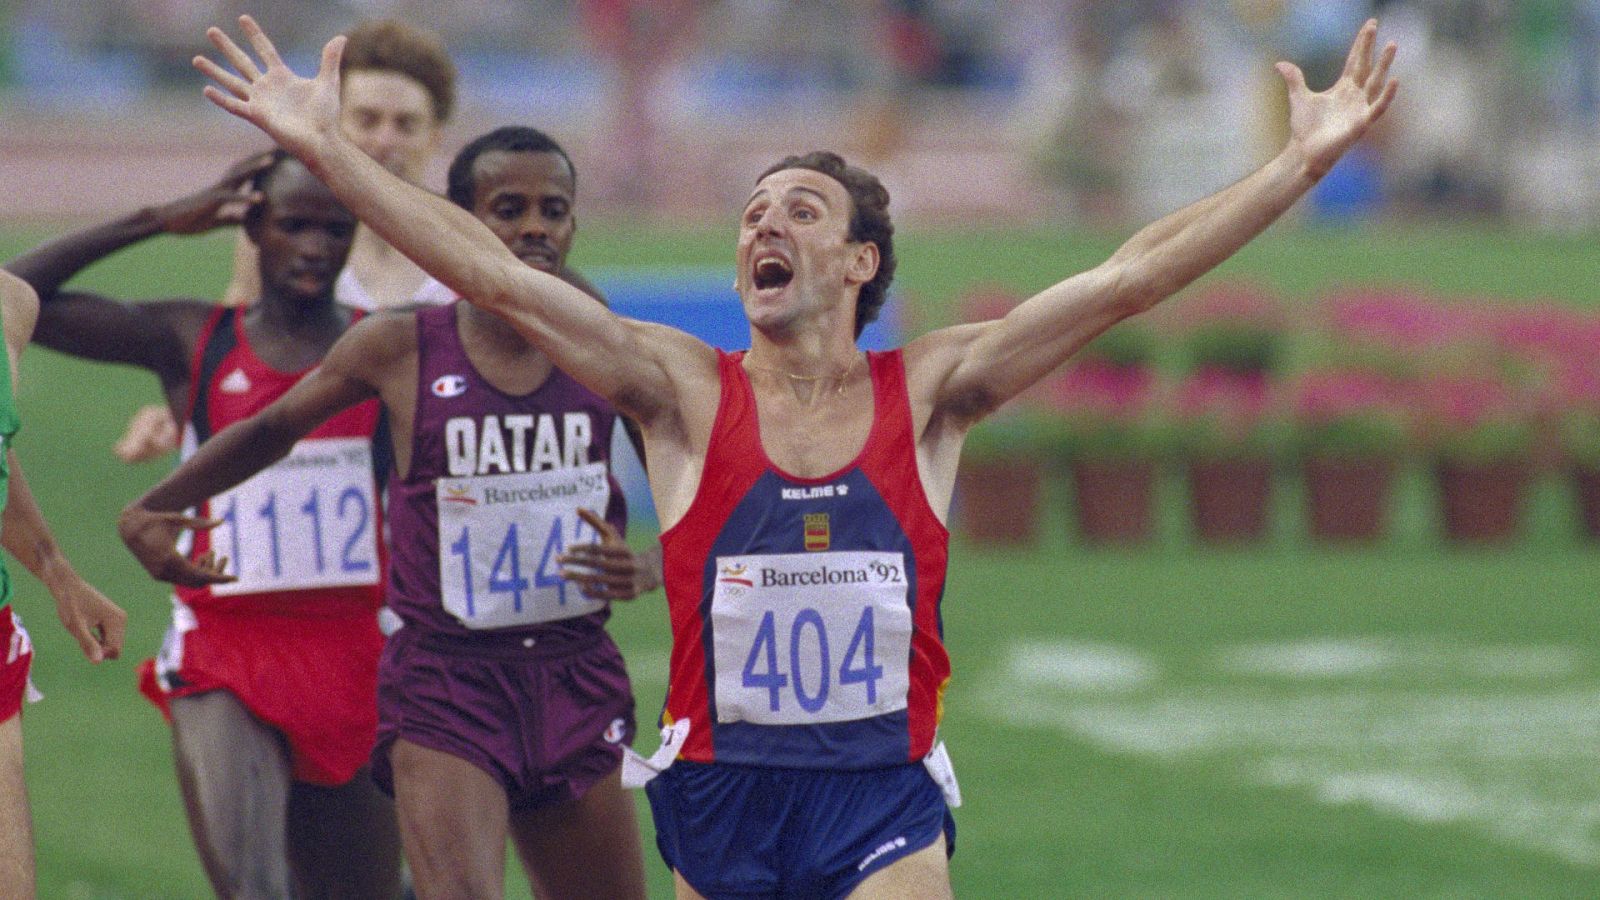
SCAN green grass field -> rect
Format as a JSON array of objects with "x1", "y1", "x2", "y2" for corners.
[{"x1": 4, "y1": 221, "x2": 1600, "y2": 897}]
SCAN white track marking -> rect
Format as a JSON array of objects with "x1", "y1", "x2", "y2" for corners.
[
  {"x1": 1006, "y1": 640, "x2": 1159, "y2": 693},
  {"x1": 980, "y1": 638, "x2": 1600, "y2": 864}
]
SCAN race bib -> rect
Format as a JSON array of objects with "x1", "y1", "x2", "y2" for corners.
[
  {"x1": 711, "y1": 551, "x2": 912, "y2": 726},
  {"x1": 209, "y1": 437, "x2": 379, "y2": 596},
  {"x1": 436, "y1": 462, "x2": 610, "y2": 630}
]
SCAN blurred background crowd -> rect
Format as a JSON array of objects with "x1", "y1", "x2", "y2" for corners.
[{"x1": 3, "y1": 0, "x2": 1600, "y2": 225}]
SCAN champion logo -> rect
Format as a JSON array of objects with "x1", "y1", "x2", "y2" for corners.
[
  {"x1": 603, "y1": 717, "x2": 627, "y2": 744},
  {"x1": 219, "y1": 368, "x2": 252, "y2": 394},
  {"x1": 432, "y1": 374, "x2": 468, "y2": 398}
]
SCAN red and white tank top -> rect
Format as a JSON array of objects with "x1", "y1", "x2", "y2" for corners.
[
  {"x1": 659, "y1": 349, "x2": 952, "y2": 769},
  {"x1": 175, "y1": 307, "x2": 383, "y2": 617}
]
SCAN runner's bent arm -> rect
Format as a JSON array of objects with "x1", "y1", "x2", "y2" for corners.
[
  {"x1": 0, "y1": 272, "x2": 127, "y2": 661},
  {"x1": 194, "y1": 19, "x2": 702, "y2": 427},
  {"x1": 131, "y1": 317, "x2": 383, "y2": 513},
  {"x1": 1, "y1": 456, "x2": 127, "y2": 661},
  {"x1": 912, "y1": 20, "x2": 1399, "y2": 424},
  {"x1": 4, "y1": 188, "x2": 246, "y2": 388},
  {"x1": 117, "y1": 315, "x2": 387, "y2": 585}
]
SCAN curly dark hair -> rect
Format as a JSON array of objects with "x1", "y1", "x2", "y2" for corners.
[
  {"x1": 757, "y1": 151, "x2": 895, "y2": 338},
  {"x1": 341, "y1": 20, "x2": 457, "y2": 123},
  {"x1": 445, "y1": 126, "x2": 575, "y2": 210}
]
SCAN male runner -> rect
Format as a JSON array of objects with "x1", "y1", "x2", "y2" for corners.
[
  {"x1": 6, "y1": 153, "x2": 403, "y2": 899},
  {"x1": 0, "y1": 270, "x2": 126, "y2": 895},
  {"x1": 195, "y1": 15, "x2": 1397, "y2": 899},
  {"x1": 115, "y1": 18, "x2": 460, "y2": 462},
  {"x1": 120, "y1": 125, "x2": 656, "y2": 900}
]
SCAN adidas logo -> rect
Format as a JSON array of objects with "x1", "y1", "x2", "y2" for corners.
[{"x1": 219, "y1": 369, "x2": 252, "y2": 394}]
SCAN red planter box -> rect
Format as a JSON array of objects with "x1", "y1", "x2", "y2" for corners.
[
  {"x1": 1070, "y1": 459, "x2": 1156, "y2": 545},
  {"x1": 1435, "y1": 460, "x2": 1529, "y2": 544},
  {"x1": 955, "y1": 458, "x2": 1044, "y2": 546},
  {"x1": 1304, "y1": 455, "x2": 1396, "y2": 543},
  {"x1": 1187, "y1": 458, "x2": 1272, "y2": 544}
]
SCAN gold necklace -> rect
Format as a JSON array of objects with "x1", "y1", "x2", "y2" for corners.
[{"x1": 745, "y1": 352, "x2": 861, "y2": 396}]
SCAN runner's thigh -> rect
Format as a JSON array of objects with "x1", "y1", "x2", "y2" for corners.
[
  {"x1": 287, "y1": 766, "x2": 402, "y2": 900},
  {"x1": 509, "y1": 768, "x2": 647, "y2": 900},
  {"x1": 390, "y1": 738, "x2": 511, "y2": 900},
  {"x1": 170, "y1": 690, "x2": 294, "y2": 899},
  {"x1": 0, "y1": 715, "x2": 33, "y2": 897},
  {"x1": 848, "y1": 835, "x2": 952, "y2": 900}
]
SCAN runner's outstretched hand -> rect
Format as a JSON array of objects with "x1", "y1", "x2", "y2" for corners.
[
  {"x1": 194, "y1": 16, "x2": 345, "y2": 162},
  {"x1": 559, "y1": 508, "x2": 662, "y2": 601},
  {"x1": 116, "y1": 505, "x2": 234, "y2": 588},
  {"x1": 1279, "y1": 18, "x2": 1398, "y2": 180}
]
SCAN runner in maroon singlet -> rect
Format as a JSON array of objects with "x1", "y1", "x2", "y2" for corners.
[{"x1": 119, "y1": 127, "x2": 656, "y2": 900}]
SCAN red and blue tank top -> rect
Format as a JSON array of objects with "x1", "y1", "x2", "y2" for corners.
[
  {"x1": 385, "y1": 302, "x2": 627, "y2": 639},
  {"x1": 659, "y1": 349, "x2": 952, "y2": 769},
  {"x1": 176, "y1": 306, "x2": 383, "y2": 617}
]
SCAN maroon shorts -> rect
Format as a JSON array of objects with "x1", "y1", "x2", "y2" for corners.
[
  {"x1": 373, "y1": 624, "x2": 635, "y2": 811},
  {"x1": 0, "y1": 608, "x2": 34, "y2": 724}
]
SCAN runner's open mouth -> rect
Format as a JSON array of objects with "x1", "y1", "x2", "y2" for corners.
[{"x1": 754, "y1": 257, "x2": 793, "y2": 290}]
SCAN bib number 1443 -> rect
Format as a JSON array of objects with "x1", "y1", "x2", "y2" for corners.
[{"x1": 437, "y1": 463, "x2": 610, "y2": 629}]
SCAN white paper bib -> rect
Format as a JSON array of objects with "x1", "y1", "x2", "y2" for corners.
[
  {"x1": 209, "y1": 437, "x2": 380, "y2": 596},
  {"x1": 436, "y1": 462, "x2": 610, "y2": 630},
  {"x1": 710, "y1": 550, "x2": 912, "y2": 726}
]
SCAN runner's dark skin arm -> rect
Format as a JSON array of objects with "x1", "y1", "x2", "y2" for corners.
[
  {"x1": 117, "y1": 313, "x2": 403, "y2": 586},
  {"x1": 4, "y1": 210, "x2": 249, "y2": 410},
  {"x1": 5, "y1": 154, "x2": 275, "y2": 406}
]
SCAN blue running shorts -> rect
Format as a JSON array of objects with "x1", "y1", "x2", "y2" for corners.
[{"x1": 645, "y1": 759, "x2": 955, "y2": 899}]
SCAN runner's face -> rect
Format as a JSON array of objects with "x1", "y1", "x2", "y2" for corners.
[
  {"x1": 736, "y1": 168, "x2": 870, "y2": 336},
  {"x1": 467, "y1": 150, "x2": 576, "y2": 275},
  {"x1": 251, "y1": 166, "x2": 358, "y2": 305},
  {"x1": 340, "y1": 70, "x2": 441, "y2": 183}
]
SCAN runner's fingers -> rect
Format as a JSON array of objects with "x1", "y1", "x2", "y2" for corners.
[
  {"x1": 1368, "y1": 42, "x2": 1396, "y2": 102},
  {"x1": 239, "y1": 15, "x2": 288, "y2": 71},
  {"x1": 72, "y1": 626, "x2": 102, "y2": 663},
  {"x1": 1343, "y1": 18, "x2": 1375, "y2": 83},
  {"x1": 205, "y1": 26, "x2": 261, "y2": 82},
  {"x1": 227, "y1": 152, "x2": 277, "y2": 182},
  {"x1": 563, "y1": 569, "x2": 633, "y2": 594},
  {"x1": 167, "y1": 555, "x2": 234, "y2": 587},
  {"x1": 575, "y1": 507, "x2": 619, "y2": 541},
  {"x1": 101, "y1": 609, "x2": 126, "y2": 658},
  {"x1": 194, "y1": 56, "x2": 252, "y2": 100},
  {"x1": 319, "y1": 35, "x2": 347, "y2": 81},
  {"x1": 559, "y1": 545, "x2": 632, "y2": 568},
  {"x1": 1372, "y1": 78, "x2": 1398, "y2": 121}
]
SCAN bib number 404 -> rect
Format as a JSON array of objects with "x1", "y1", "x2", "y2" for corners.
[{"x1": 742, "y1": 606, "x2": 885, "y2": 714}]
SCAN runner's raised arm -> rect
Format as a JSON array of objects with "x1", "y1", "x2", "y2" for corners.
[{"x1": 194, "y1": 18, "x2": 698, "y2": 427}]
